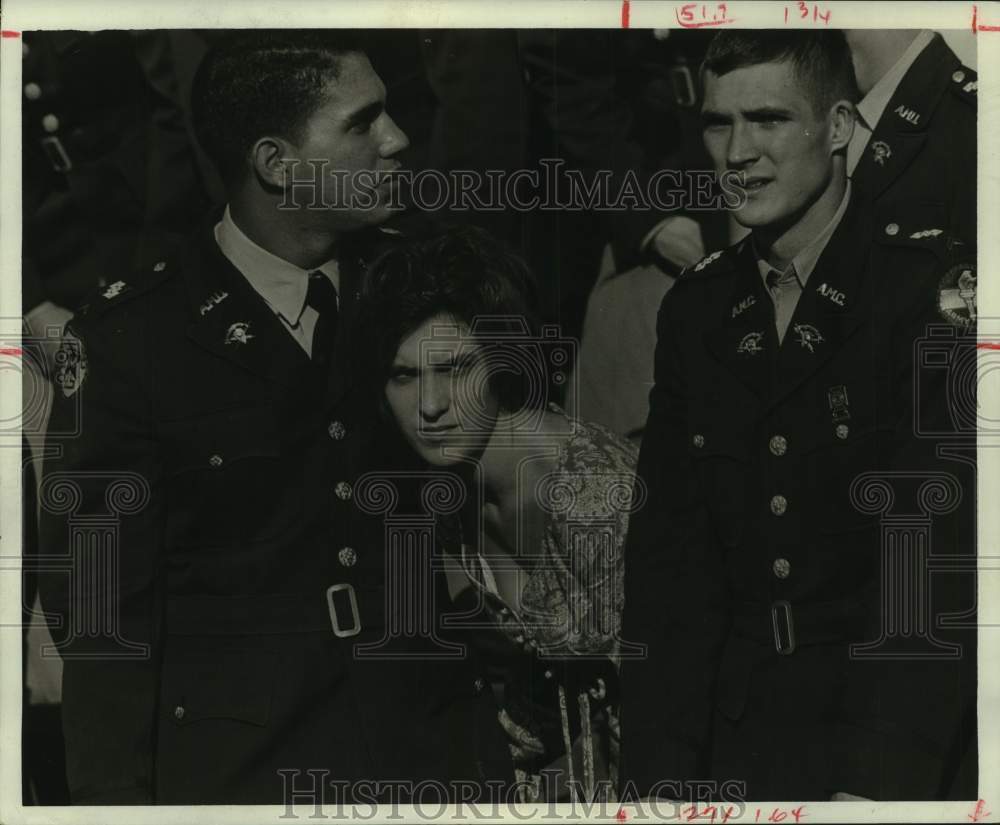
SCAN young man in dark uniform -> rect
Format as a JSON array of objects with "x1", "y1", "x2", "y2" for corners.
[
  {"x1": 38, "y1": 31, "x2": 511, "y2": 805},
  {"x1": 621, "y1": 31, "x2": 976, "y2": 801},
  {"x1": 845, "y1": 30, "x2": 977, "y2": 246}
]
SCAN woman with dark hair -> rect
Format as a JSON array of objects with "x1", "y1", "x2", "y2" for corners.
[{"x1": 354, "y1": 226, "x2": 639, "y2": 801}]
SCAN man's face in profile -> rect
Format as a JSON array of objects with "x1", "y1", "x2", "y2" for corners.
[
  {"x1": 286, "y1": 51, "x2": 409, "y2": 230},
  {"x1": 701, "y1": 60, "x2": 836, "y2": 231}
]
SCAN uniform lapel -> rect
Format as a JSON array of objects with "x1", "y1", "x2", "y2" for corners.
[
  {"x1": 769, "y1": 195, "x2": 873, "y2": 409},
  {"x1": 183, "y1": 226, "x2": 305, "y2": 380},
  {"x1": 703, "y1": 241, "x2": 776, "y2": 403},
  {"x1": 852, "y1": 34, "x2": 951, "y2": 201}
]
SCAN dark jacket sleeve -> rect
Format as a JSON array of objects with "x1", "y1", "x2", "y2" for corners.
[
  {"x1": 38, "y1": 317, "x2": 163, "y2": 803},
  {"x1": 832, "y1": 257, "x2": 977, "y2": 799},
  {"x1": 620, "y1": 282, "x2": 730, "y2": 796}
]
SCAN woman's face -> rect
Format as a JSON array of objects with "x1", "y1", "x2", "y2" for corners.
[{"x1": 384, "y1": 313, "x2": 500, "y2": 466}]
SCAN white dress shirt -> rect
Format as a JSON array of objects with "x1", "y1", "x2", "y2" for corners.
[{"x1": 214, "y1": 206, "x2": 340, "y2": 357}]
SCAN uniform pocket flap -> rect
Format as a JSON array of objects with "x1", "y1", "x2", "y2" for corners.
[
  {"x1": 159, "y1": 408, "x2": 280, "y2": 475},
  {"x1": 168, "y1": 647, "x2": 276, "y2": 727}
]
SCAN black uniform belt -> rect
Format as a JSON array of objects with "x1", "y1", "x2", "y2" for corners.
[
  {"x1": 731, "y1": 600, "x2": 867, "y2": 655},
  {"x1": 165, "y1": 585, "x2": 381, "y2": 638}
]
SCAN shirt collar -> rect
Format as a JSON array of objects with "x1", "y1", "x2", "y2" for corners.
[
  {"x1": 856, "y1": 30, "x2": 934, "y2": 130},
  {"x1": 755, "y1": 181, "x2": 852, "y2": 288},
  {"x1": 214, "y1": 205, "x2": 340, "y2": 325}
]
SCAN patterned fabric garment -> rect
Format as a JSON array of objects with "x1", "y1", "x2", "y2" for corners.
[{"x1": 442, "y1": 405, "x2": 639, "y2": 802}]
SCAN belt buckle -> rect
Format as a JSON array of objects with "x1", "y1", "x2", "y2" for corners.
[
  {"x1": 771, "y1": 600, "x2": 796, "y2": 655},
  {"x1": 326, "y1": 583, "x2": 361, "y2": 638},
  {"x1": 41, "y1": 136, "x2": 73, "y2": 173}
]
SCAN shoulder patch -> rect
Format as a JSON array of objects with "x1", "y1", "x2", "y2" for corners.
[
  {"x1": 937, "y1": 262, "x2": 976, "y2": 328},
  {"x1": 950, "y1": 66, "x2": 977, "y2": 104},
  {"x1": 52, "y1": 327, "x2": 88, "y2": 398}
]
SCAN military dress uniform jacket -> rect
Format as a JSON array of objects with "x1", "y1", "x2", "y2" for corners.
[
  {"x1": 851, "y1": 33, "x2": 977, "y2": 247},
  {"x1": 620, "y1": 194, "x2": 977, "y2": 801},
  {"x1": 38, "y1": 223, "x2": 511, "y2": 804}
]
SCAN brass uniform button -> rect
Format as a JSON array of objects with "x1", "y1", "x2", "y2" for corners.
[
  {"x1": 334, "y1": 481, "x2": 352, "y2": 501},
  {"x1": 24, "y1": 82, "x2": 41, "y2": 100},
  {"x1": 692, "y1": 434, "x2": 705, "y2": 448},
  {"x1": 952, "y1": 70, "x2": 965, "y2": 83},
  {"x1": 884, "y1": 223, "x2": 900, "y2": 237},
  {"x1": 208, "y1": 454, "x2": 223, "y2": 468},
  {"x1": 769, "y1": 435, "x2": 787, "y2": 456},
  {"x1": 173, "y1": 705, "x2": 185, "y2": 720},
  {"x1": 328, "y1": 420, "x2": 346, "y2": 440},
  {"x1": 770, "y1": 495, "x2": 788, "y2": 516},
  {"x1": 42, "y1": 113, "x2": 60, "y2": 133},
  {"x1": 337, "y1": 547, "x2": 357, "y2": 568},
  {"x1": 773, "y1": 558, "x2": 791, "y2": 579}
]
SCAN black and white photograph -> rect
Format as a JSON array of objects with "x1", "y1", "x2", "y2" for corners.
[{"x1": 0, "y1": 1, "x2": 996, "y2": 822}]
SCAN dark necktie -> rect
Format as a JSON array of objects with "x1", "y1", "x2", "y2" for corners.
[{"x1": 305, "y1": 271, "x2": 339, "y2": 366}]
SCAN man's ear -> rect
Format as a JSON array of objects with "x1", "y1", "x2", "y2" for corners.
[
  {"x1": 828, "y1": 99, "x2": 856, "y2": 154},
  {"x1": 251, "y1": 136, "x2": 295, "y2": 189}
]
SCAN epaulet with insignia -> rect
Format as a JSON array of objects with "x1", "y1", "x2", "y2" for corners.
[
  {"x1": 949, "y1": 65, "x2": 977, "y2": 104},
  {"x1": 876, "y1": 221, "x2": 971, "y2": 261},
  {"x1": 679, "y1": 245, "x2": 736, "y2": 280},
  {"x1": 877, "y1": 220, "x2": 976, "y2": 329},
  {"x1": 74, "y1": 257, "x2": 174, "y2": 321}
]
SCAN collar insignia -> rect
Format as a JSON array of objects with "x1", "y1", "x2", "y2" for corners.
[
  {"x1": 871, "y1": 140, "x2": 892, "y2": 166},
  {"x1": 732, "y1": 294, "x2": 756, "y2": 318},
  {"x1": 816, "y1": 283, "x2": 846, "y2": 307},
  {"x1": 199, "y1": 291, "x2": 229, "y2": 316},
  {"x1": 225, "y1": 322, "x2": 254, "y2": 345},
  {"x1": 737, "y1": 331, "x2": 765, "y2": 356},
  {"x1": 793, "y1": 323, "x2": 824, "y2": 353}
]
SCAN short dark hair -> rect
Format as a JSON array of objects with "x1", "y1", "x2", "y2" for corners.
[
  {"x1": 702, "y1": 31, "x2": 859, "y2": 112},
  {"x1": 355, "y1": 225, "x2": 544, "y2": 413},
  {"x1": 191, "y1": 30, "x2": 366, "y2": 186}
]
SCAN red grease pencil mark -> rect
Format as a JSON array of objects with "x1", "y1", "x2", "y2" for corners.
[
  {"x1": 2, "y1": 30, "x2": 21, "y2": 38},
  {"x1": 0, "y1": 348, "x2": 23, "y2": 356},
  {"x1": 968, "y1": 799, "x2": 991, "y2": 822},
  {"x1": 675, "y1": 3, "x2": 736, "y2": 28},
  {"x1": 621, "y1": 0, "x2": 630, "y2": 28},
  {"x1": 974, "y1": 4, "x2": 1000, "y2": 31},
  {"x1": 616, "y1": 808, "x2": 629, "y2": 823},
  {"x1": 978, "y1": 343, "x2": 1000, "y2": 350}
]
